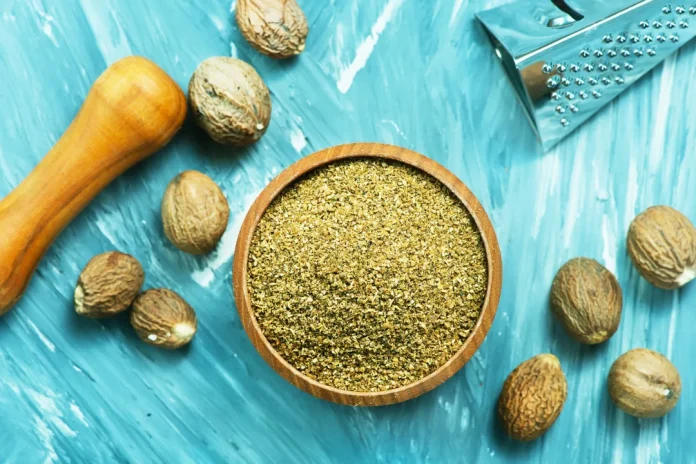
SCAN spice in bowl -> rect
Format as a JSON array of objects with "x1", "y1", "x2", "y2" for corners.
[{"x1": 247, "y1": 158, "x2": 488, "y2": 392}]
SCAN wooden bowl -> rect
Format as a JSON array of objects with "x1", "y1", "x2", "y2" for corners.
[{"x1": 233, "y1": 143, "x2": 502, "y2": 406}]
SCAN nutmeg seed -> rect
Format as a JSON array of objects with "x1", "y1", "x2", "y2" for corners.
[
  {"x1": 162, "y1": 170, "x2": 230, "y2": 255},
  {"x1": 627, "y1": 205, "x2": 696, "y2": 289},
  {"x1": 131, "y1": 289, "x2": 197, "y2": 349},
  {"x1": 608, "y1": 348, "x2": 681, "y2": 418},
  {"x1": 189, "y1": 57, "x2": 272, "y2": 145},
  {"x1": 550, "y1": 257, "x2": 622, "y2": 344},
  {"x1": 236, "y1": 0, "x2": 309, "y2": 59},
  {"x1": 74, "y1": 252, "x2": 144, "y2": 318},
  {"x1": 498, "y1": 354, "x2": 567, "y2": 441}
]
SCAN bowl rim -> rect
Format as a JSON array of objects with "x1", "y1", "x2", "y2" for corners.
[{"x1": 232, "y1": 142, "x2": 502, "y2": 406}]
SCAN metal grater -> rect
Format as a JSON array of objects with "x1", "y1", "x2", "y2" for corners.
[{"x1": 476, "y1": 0, "x2": 696, "y2": 150}]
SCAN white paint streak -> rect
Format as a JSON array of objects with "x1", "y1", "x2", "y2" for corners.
[
  {"x1": 230, "y1": 42, "x2": 239, "y2": 58},
  {"x1": 381, "y1": 119, "x2": 407, "y2": 139},
  {"x1": 210, "y1": 15, "x2": 224, "y2": 32},
  {"x1": 79, "y1": 0, "x2": 132, "y2": 63},
  {"x1": 34, "y1": 417, "x2": 58, "y2": 464},
  {"x1": 42, "y1": 22, "x2": 58, "y2": 47},
  {"x1": 563, "y1": 136, "x2": 587, "y2": 248},
  {"x1": 449, "y1": 0, "x2": 464, "y2": 27},
  {"x1": 601, "y1": 214, "x2": 616, "y2": 274},
  {"x1": 531, "y1": 151, "x2": 559, "y2": 239},
  {"x1": 624, "y1": 157, "x2": 638, "y2": 227},
  {"x1": 70, "y1": 402, "x2": 89, "y2": 427},
  {"x1": 96, "y1": 217, "x2": 120, "y2": 247},
  {"x1": 648, "y1": 57, "x2": 675, "y2": 174},
  {"x1": 28, "y1": 390, "x2": 77, "y2": 438},
  {"x1": 290, "y1": 128, "x2": 307, "y2": 153},
  {"x1": 336, "y1": 0, "x2": 404, "y2": 93},
  {"x1": 636, "y1": 419, "x2": 661, "y2": 464},
  {"x1": 667, "y1": 293, "x2": 678, "y2": 359},
  {"x1": 26, "y1": 318, "x2": 56, "y2": 352},
  {"x1": 192, "y1": 189, "x2": 263, "y2": 287}
]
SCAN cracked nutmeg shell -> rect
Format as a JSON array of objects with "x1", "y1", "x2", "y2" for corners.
[
  {"x1": 189, "y1": 57, "x2": 271, "y2": 145},
  {"x1": 131, "y1": 289, "x2": 197, "y2": 349},
  {"x1": 162, "y1": 170, "x2": 230, "y2": 255},
  {"x1": 498, "y1": 354, "x2": 567, "y2": 441},
  {"x1": 627, "y1": 205, "x2": 696, "y2": 290},
  {"x1": 236, "y1": 0, "x2": 309, "y2": 59},
  {"x1": 550, "y1": 257, "x2": 622, "y2": 344},
  {"x1": 74, "y1": 252, "x2": 144, "y2": 318},
  {"x1": 608, "y1": 348, "x2": 681, "y2": 418}
]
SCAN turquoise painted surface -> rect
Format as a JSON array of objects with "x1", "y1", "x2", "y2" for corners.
[{"x1": 0, "y1": 0, "x2": 694, "y2": 462}]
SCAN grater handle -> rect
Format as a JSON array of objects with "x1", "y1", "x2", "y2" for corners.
[{"x1": 546, "y1": 0, "x2": 584, "y2": 27}]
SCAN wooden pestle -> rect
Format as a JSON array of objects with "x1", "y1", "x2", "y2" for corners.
[{"x1": 0, "y1": 56, "x2": 187, "y2": 315}]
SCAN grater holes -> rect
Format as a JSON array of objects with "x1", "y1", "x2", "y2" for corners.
[
  {"x1": 676, "y1": 6, "x2": 686, "y2": 14},
  {"x1": 547, "y1": 76, "x2": 561, "y2": 89}
]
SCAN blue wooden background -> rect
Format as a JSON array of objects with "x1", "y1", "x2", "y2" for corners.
[{"x1": 0, "y1": 0, "x2": 694, "y2": 462}]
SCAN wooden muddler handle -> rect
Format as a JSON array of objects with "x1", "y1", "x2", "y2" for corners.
[{"x1": 0, "y1": 56, "x2": 187, "y2": 315}]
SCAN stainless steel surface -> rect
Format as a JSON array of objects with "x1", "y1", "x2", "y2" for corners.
[{"x1": 476, "y1": 0, "x2": 696, "y2": 150}]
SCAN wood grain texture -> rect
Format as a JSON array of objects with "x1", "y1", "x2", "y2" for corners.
[
  {"x1": 0, "y1": 0, "x2": 695, "y2": 462},
  {"x1": 233, "y1": 143, "x2": 502, "y2": 406},
  {"x1": 0, "y1": 56, "x2": 186, "y2": 315}
]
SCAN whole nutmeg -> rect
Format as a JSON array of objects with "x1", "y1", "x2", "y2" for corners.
[
  {"x1": 627, "y1": 205, "x2": 696, "y2": 289},
  {"x1": 189, "y1": 57, "x2": 271, "y2": 145},
  {"x1": 236, "y1": 0, "x2": 309, "y2": 59},
  {"x1": 74, "y1": 252, "x2": 144, "y2": 318},
  {"x1": 498, "y1": 354, "x2": 567, "y2": 441},
  {"x1": 550, "y1": 257, "x2": 622, "y2": 344},
  {"x1": 608, "y1": 348, "x2": 681, "y2": 418},
  {"x1": 162, "y1": 170, "x2": 230, "y2": 255},
  {"x1": 131, "y1": 289, "x2": 197, "y2": 349}
]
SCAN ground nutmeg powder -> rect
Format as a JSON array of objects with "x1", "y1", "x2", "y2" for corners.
[{"x1": 247, "y1": 159, "x2": 488, "y2": 392}]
